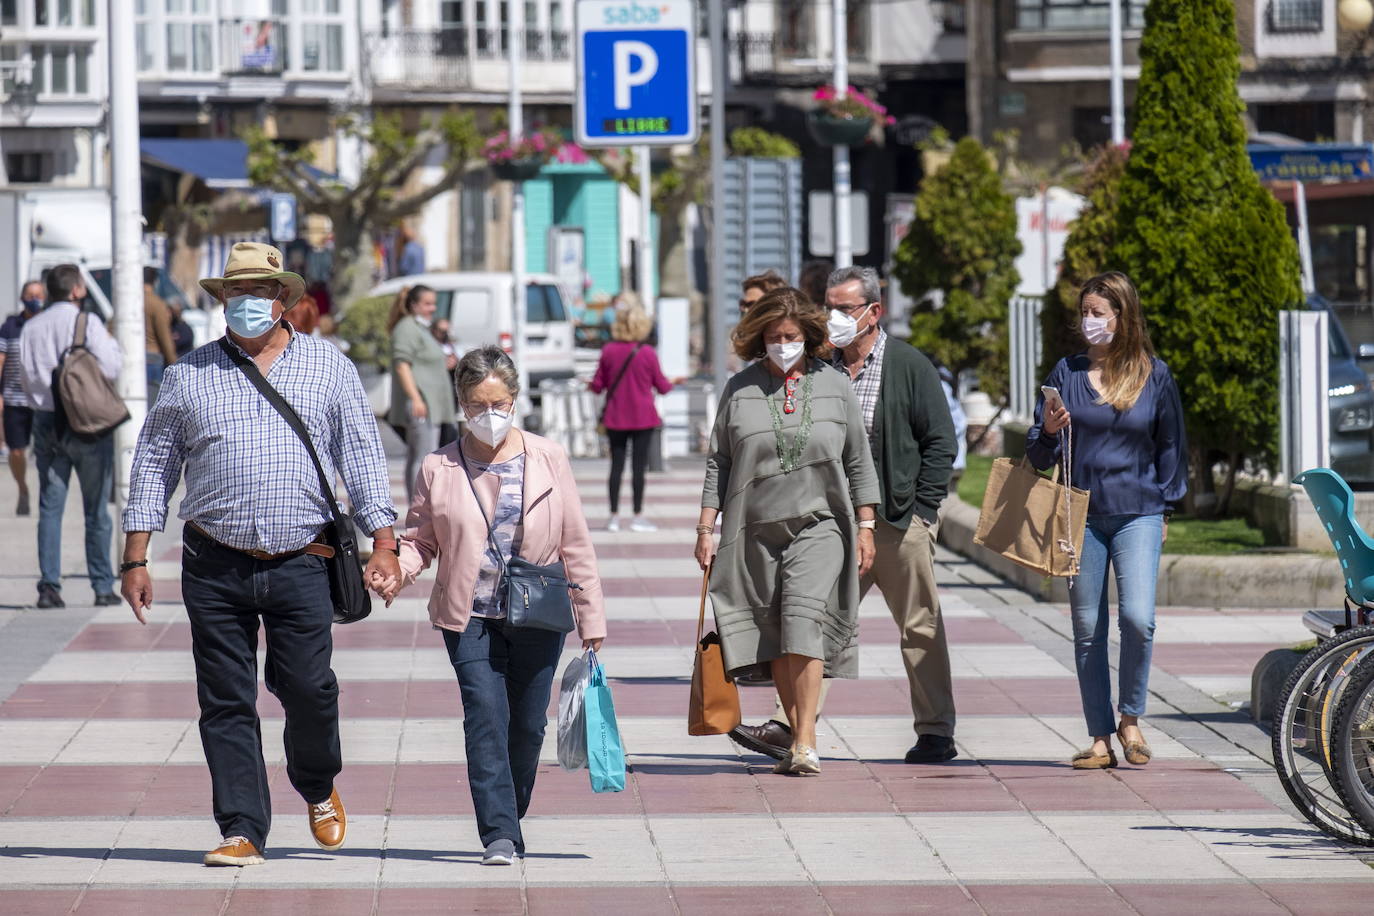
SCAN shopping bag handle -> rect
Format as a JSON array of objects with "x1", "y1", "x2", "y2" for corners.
[{"x1": 696, "y1": 561, "x2": 712, "y2": 644}]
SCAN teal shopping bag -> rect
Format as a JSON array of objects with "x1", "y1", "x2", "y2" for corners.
[{"x1": 584, "y1": 651, "x2": 626, "y2": 793}]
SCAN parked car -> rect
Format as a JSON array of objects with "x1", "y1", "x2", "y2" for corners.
[
  {"x1": 369, "y1": 271, "x2": 577, "y2": 389},
  {"x1": 1310, "y1": 294, "x2": 1374, "y2": 484}
]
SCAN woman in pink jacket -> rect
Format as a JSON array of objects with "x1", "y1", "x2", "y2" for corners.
[
  {"x1": 380, "y1": 345, "x2": 606, "y2": 867},
  {"x1": 589, "y1": 306, "x2": 682, "y2": 532}
]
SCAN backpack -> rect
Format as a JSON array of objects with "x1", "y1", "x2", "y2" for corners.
[{"x1": 56, "y1": 312, "x2": 129, "y2": 437}]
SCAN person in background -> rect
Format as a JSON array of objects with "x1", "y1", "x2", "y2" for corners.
[
  {"x1": 168, "y1": 296, "x2": 196, "y2": 359},
  {"x1": 698, "y1": 287, "x2": 879, "y2": 777},
  {"x1": 0, "y1": 280, "x2": 45, "y2": 515},
  {"x1": 1026, "y1": 270, "x2": 1188, "y2": 770},
  {"x1": 314, "y1": 314, "x2": 349, "y2": 354},
  {"x1": 396, "y1": 225, "x2": 426, "y2": 277},
  {"x1": 19, "y1": 265, "x2": 122, "y2": 609},
  {"x1": 430, "y1": 317, "x2": 460, "y2": 448},
  {"x1": 143, "y1": 267, "x2": 179, "y2": 404},
  {"x1": 933, "y1": 359, "x2": 967, "y2": 492},
  {"x1": 740, "y1": 270, "x2": 787, "y2": 317},
  {"x1": 388, "y1": 284, "x2": 456, "y2": 504},
  {"x1": 589, "y1": 305, "x2": 683, "y2": 533},
  {"x1": 380, "y1": 346, "x2": 605, "y2": 866},
  {"x1": 290, "y1": 291, "x2": 321, "y2": 336},
  {"x1": 798, "y1": 259, "x2": 835, "y2": 309}
]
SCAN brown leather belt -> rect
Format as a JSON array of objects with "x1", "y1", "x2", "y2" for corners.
[{"x1": 188, "y1": 523, "x2": 335, "y2": 561}]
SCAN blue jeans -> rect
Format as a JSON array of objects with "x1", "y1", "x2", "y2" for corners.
[
  {"x1": 442, "y1": 618, "x2": 564, "y2": 854},
  {"x1": 146, "y1": 353, "x2": 166, "y2": 405},
  {"x1": 1067, "y1": 513, "x2": 1164, "y2": 737},
  {"x1": 181, "y1": 525, "x2": 341, "y2": 851},
  {"x1": 32, "y1": 410, "x2": 114, "y2": 595}
]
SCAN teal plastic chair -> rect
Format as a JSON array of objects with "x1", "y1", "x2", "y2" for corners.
[{"x1": 1294, "y1": 468, "x2": 1374, "y2": 626}]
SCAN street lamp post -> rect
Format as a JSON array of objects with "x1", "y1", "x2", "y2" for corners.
[
  {"x1": 509, "y1": 27, "x2": 531, "y2": 420},
  {"x1": 1109, "y1": 0, "x2": 1124, "y2": 145},
  {"x1": 833, "y1": 0, "x2": 852, "y2": 268}
]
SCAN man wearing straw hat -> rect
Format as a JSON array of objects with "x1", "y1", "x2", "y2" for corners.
[{"x1": 120, "y1": 242, "x2": 400, "y2": 867}]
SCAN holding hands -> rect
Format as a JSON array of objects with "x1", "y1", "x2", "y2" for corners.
[{"x1": 364, "y1": 539, "x2": 402, "y2": 606}]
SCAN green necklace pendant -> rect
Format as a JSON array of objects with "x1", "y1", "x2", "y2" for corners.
[{"x1": 766, "y1": 371, "x2": 814, "y2": 473}]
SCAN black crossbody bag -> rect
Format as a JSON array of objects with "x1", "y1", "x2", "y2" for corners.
[
  {"x1": 457, "y1": 442, "x2": 580, "y2": 633},
  {"x1": 219, "y1": 339, "x2": 372, "y2": 625}
]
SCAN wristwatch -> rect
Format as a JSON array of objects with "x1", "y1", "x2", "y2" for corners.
[{"x1": 857, "y1": 520, "x2": 877, "y2": 530}]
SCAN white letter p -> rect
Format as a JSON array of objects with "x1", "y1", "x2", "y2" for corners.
[{"x1": 613, "y1": 41, "x2": 658, "y2": 110}]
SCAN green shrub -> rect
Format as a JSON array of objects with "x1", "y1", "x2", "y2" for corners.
[
  {"x1": 339, "y1": 295, "x2": 393, "y2": 372},
  {"x1": 729, "y1": 127, "x2": 801, "y2": 159},
  {"x1": 892, "y1": 136, "x2": 1021, "y2": 400},
  {"x1": 1040, "y1": 142, "x2": 1130, "y2": 379},
  {"x1": 1108, "y1": 0, "x2": 1302, "y2": 499}
]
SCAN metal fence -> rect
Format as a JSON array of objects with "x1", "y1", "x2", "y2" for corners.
[{"x1": 1008, "y1": 295, "x2": 1044, "y2": 423}]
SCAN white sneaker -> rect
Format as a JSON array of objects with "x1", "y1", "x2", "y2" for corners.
[
  {"x1": 630, "y1": 516, "x2": 657, "y2": 532},
  {"x1": 605, "y1": 517, "x2": 621, "y2": 532}
]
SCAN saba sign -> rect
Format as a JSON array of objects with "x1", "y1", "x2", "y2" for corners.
[{"x1": 575, "y1": 0, "x2": 699, "y2": 147}]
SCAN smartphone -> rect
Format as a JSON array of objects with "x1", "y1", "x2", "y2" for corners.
[{"x1": 1041, "y1": 385, "x2": 1064, "y2": 411}]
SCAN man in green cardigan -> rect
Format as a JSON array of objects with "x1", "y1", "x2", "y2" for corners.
[{"x1": 728, "y1": 266, "x2": 959, "y2": 764}]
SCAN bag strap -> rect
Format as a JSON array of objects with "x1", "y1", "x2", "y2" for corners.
[
  {"x1": 1057, "y1": 421, "x2": 1078, "y2": 576},
  {"x1": 696, "y1": 562, "x2": 711, "y2": 643},
  {"x1": 72, "y1": 312, "x2": 89, "y2": 350},
  {"x1": 217, "y1": 338, "x2": 349, "y2": 529},
  {"x1": 599, "y1": 342, "x2": 645, "y2": 421}
]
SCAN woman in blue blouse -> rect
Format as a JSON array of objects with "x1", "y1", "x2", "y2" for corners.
[{"x1": 1026, "y1": 271, "x2": 1188, "y2": 770}]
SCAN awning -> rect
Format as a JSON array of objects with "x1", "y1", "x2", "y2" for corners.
[{"x1": 140, "y1": 138, "x2": 337, "y2": 190}]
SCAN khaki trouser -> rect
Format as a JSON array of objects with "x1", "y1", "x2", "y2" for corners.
[{"x1": 865, "y1": 517, "x2": 956, "y2": 738}]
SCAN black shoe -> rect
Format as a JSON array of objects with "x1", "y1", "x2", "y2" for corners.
[
  {"x1": 94, "y1": 593, "x2": 121, "y2": 607},
  {"x1": 36, "y1": 583, "x2": 64, "y2": 609},
  {"x1": 904, "y1": 734, "x2": 958, "y2": 764},
  {"x1": 16, "y1": 492, "x2": 29, "y2": 516},
  {"x1": 729, "y1": 720, "x2": 793, "y2": 761}
]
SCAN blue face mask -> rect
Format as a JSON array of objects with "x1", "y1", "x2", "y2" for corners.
[
  {"x1": 225, "y1": 294, "x2": 279, "y2": 339},
  {"x1": 21, "y1": 298, "x2": 43, "y2": 314}
]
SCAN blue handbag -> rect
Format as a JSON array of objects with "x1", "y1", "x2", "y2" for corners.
[{"x1": 584, "y1": 651, "x2": 626, "y2": 793}]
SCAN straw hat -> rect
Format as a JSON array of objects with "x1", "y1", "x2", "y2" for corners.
[{"x1": 199, "y1": 242, "x2": 306, "y2": 307}]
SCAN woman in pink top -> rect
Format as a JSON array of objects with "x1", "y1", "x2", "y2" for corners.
[
  {"x1": 378, "y1": 346, "x2": 606, "y2": 866},
  {"x1": 589, "y1": 306, "x2": 683, "y2": 532}
]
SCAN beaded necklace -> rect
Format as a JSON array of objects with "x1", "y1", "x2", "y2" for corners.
[{"x1": 765, "y1": 369, "x2": 814, "y2": 473}]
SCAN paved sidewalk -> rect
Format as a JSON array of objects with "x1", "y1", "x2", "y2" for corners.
[{"x1": 1, "y1": 455, "x2": 1372, "y2": 914}]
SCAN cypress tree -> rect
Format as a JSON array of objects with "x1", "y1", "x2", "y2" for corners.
[
  {"x1": 1109, "y1": 0, "x2": 1302, "y2": 508},
  {"x1": 1040, "y1": 142, "x2": 1130, "y2": 380},
  {"x1": 892, "y1": 136, "x2": 1021, "y2": 400}
]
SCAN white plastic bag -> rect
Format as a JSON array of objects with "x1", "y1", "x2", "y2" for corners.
[{"x1": 557, "y1": 650, "x2": 593, "y2": 770}]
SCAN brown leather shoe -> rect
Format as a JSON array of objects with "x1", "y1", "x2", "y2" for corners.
[
  {"x1": 308, "y1": 788, "x2": 347, "y2": 851},
  {"x1": 203, "y1": 836, "x2": 265, "y2": 867},
  {"x1": 1116, "y1": 727, "x2": 1152, "y2": 766},
  {"x1": 729, "y1": 720, "x2": 792, "y2": 761}
]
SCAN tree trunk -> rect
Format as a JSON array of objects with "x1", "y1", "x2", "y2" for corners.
[
  {"x1": 1217, "y1": 450, "x2": 1241, "y2": 517},
  {"x1": 657, "y1": 206, "x2": 690, "y2": 299},
  {"x1": 331, "y1": 218, "x2": 377, "y2": 315}
]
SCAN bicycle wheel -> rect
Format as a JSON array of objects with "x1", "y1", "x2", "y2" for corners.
[
  {"x1": 1270, "y1": 624, "x2": 1374, "y2": 845},
  {"x1": 1329, "y1": 650, "x2": 1374, "y2": 834}
]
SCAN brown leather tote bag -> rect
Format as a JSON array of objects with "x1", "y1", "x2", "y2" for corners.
[{"x1": 688, "y1": 564, "x2": 741, "y2": 735}]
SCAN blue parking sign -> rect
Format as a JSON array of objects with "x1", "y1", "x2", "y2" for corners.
[{"x1": 575, "y1": 0, "x2": 699, "y2": 147}]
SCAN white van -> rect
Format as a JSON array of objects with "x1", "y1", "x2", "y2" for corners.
[{"x1": 370, "y1": 271, "x2": 577, "y2": 390}]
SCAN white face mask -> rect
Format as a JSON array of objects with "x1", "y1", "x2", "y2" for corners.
[
  {"x1": 467, "y1": 408, "x2": 514, "y2": 447},
  {"x1": 766, "y1": 341, "x2": 805, "y2": 372},
  {"x1": 1082, "y1": 315, "x2": 1115, "y2": 345},
  {"x1": 827, "y1": 304, "x2": 872, "y2": 348}
]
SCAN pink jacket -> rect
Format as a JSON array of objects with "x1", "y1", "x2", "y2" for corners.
[
  {"x1": 589, "y1": 341, "x2": 673, "y2": 431},
  {"x1": 397, "y1": 433, "x2": 607, "y2": 639}
]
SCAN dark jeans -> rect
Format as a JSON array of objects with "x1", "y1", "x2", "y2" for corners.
[
  {"x1": 181, "y1": 524, "x2": 342, "y2": 851},
  {"x1": 442, "y1": 618, "x2": 564, "y2": 854},
  {"x1": 607, "y1": 427, "x2": 655, "y2": 515},
  {"x1": 32, "y1": 410, "x2": 114, "y2": 595}
]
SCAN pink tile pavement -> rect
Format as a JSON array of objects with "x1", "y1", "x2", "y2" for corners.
[
  {"x1": 1113, "y1": 881, "x2": 1289, "y2": 915},
  {"x1": 967, "y1": 883, "x2": 1137, "y2": 915}
]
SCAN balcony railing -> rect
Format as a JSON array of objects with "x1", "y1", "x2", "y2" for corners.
[
  {"x1": 1266, "y1": 0, "x2": 1324, "y2": 34},
  {"x1": 367, "y1": 27, "x2": 570, "y2": 88},
  {"x1": 730, "y1": 30, "x2": 877, "y2": 84},
  {"x1": 221, "y1": 20, "x2": 286, "y2": 76},
  {"x1": 932, "y1": 0, "x2": 966, "y2": 34}
]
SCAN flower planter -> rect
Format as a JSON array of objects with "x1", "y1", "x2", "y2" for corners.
[
  {"x1": 807, "y1": 111, "x2": 875, "y2": 147},
  {"x1": 490, "y1": 157, "x2": 545, "y2": 182}
]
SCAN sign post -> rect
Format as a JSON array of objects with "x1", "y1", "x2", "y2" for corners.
[{"x1": 575, "y1": 1, "x2": 699, "y2": 148}]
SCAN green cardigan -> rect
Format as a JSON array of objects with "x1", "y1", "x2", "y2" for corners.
[{"x1": 870, "y1": 337, "x2": 957, "y2": 529}]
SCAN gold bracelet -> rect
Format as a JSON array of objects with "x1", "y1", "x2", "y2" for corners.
[{"x1": 696, "y1": 525, "x2": 714, "y2": 535}]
